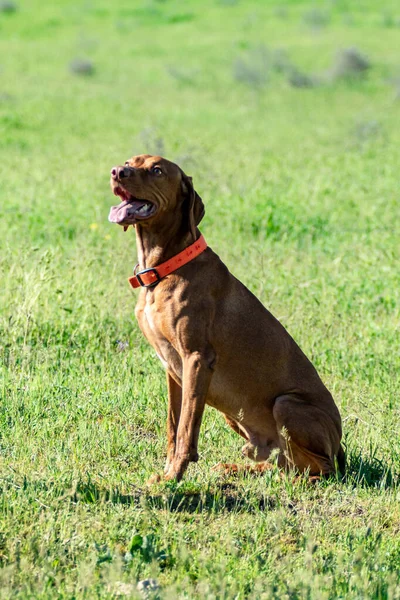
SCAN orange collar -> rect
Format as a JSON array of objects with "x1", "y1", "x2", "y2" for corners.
[{"x1": 128, "y1": 234, "x2": 207, "y2": 289}]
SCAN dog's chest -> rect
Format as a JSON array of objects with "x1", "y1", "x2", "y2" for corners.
[{"x1": 137, "y1": 296, "x2": 182, "y2": 378}]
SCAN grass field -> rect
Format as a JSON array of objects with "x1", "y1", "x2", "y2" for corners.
[{"x1": 1, "y1": 0, "x2": 400, "y2": 597}]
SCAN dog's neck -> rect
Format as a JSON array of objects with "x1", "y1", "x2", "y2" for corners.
[{"x1": 135, "y1": 224, "x2": 195, "y2": 271}]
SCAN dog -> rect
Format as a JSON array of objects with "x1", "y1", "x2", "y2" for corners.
[{"x1": 109, "y1": 154, "x2": 344, "y2": 482}]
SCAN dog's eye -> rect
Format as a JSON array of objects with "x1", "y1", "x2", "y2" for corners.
[
  {"x1": 152, "y1": 166, "x2": 162, "y2": 176},
  {"x1": 124, "y1": 161, "x2": 130, "y2": 166}
]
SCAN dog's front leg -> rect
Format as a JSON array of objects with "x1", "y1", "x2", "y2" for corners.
[
  {"x1": 165, "y1": 373, "x2": 182, "y2": 474},
  {"x1": 165, "y1": 350, "x2": 214, "y2": 482}
]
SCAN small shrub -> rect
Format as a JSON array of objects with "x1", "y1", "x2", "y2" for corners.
[
  {"x1": 352, "y1": 120, "x2": 382, "y2": 143},
  {"x1": 288, "y1": 68, "x2": 317, "y2": 88},
  {"x1": 302, "y1": 8, "x2": 330, "y2": 28},
  {"x1": 271, "y1": 48, "x2": 293, "y2": 74},
  {"x1": 330, "y1": 47, "x2": 370, "y2": 81},
  {"x1": 69, "y1": 58, "x2": 95, "y2": 76},
  {"x1": 0, "y1": 1, "x2": 17, "y2": 13},
  {"x1": 233, "y1": 45, "x2": 270, "y2": 88}
]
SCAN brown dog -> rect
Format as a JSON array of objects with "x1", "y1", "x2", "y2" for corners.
[{"x1": 109, "y1": 154, "x2": 344, "y2": 482}]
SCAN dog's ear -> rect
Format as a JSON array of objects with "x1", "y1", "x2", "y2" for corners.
[{"x1": 181, "y1": 172, "x2": 205, "y2": 240}]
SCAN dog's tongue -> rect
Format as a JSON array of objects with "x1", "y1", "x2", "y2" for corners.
[{"x1": 122, "y1": 200, "x2": 147, "y2": 231}]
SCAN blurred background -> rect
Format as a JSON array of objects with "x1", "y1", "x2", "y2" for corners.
[{"x1": 1, "y1": 0, "x2": 400, "y2": 241}]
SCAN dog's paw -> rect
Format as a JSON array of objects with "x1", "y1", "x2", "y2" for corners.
[
  {"x1": 164, "y1": 456, "x2": 190, "y2": 481},
  {"x1": 212, "y1": 462, "x2": 240, "y2": 475},
  {"x1": 146, "y1": 473, "x2": 162, "y2": 485},
  {"x1": 163, "y1": 469, "x2": 184, "y2": 482},
  {"x1": 241, "y1": 442, "x2": 256, "y2": 460}
]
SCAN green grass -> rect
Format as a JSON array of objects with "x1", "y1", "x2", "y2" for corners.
[{"x1": 1, "y1": 0, "x2": 400, "y2": 597}]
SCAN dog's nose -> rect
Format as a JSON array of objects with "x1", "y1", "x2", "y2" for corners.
[{"x1": 110, "y1": 166, "x2": 130, "y2": 179}]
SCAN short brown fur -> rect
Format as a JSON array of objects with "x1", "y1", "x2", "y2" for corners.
[{"x1": 109, "y1": 155, "x2": 344, "y2": 482}]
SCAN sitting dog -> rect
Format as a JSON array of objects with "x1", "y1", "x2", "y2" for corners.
[{"x1": 109, "y1": 155, "x2": 344, "y2": 481}]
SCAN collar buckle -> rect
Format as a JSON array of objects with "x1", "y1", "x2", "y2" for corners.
[{"x1": 135, "y1": 267, "x2": 161, "y2": 288}]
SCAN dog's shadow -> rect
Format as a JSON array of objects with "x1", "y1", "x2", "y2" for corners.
[
  {"x1": 12, "y1": 452, "x2": 395, "y2": 515},
  {"x1": 73, "y1": 480, "x2": 276, "y2": 513},
  {"x1": 344, "y1": 449, "x2": 399, "y2": 489},
  {"x1": 70, "y1": 450, "x2": 398, "y2": 512}
]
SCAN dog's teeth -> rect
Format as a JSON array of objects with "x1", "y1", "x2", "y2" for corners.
[{"x1": 137, "y1": 203, "x2": 150, "y2": 215}]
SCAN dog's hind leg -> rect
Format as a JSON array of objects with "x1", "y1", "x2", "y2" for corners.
[
  {"x1": 223, "y1": 414, "x2": 248, "y2": 440},
  {"x1": 272, "y1": 394, "x2": 344, "y2": 476}
]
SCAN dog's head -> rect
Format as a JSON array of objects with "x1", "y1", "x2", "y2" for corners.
[{"x1": 108, "y1": 154, "x2": 204, "y2": 239}]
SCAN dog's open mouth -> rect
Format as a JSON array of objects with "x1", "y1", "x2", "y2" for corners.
[{"x1": 109, "y1": 186, "x2": 156, "y2": 230}]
